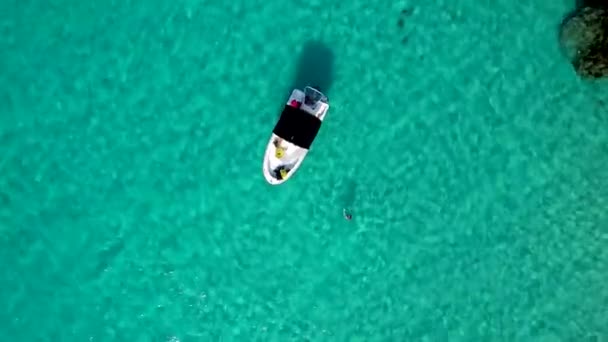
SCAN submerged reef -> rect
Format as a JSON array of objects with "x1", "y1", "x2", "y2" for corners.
[{"x1": 560, "y1": 3, "x2": 608, "y2": 78}]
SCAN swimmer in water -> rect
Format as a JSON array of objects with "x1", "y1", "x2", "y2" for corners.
[{"x1": 343, "y1": 208, "x2": 352, "y2": 220}]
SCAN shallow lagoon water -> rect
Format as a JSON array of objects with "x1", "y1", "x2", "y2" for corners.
[{"x1": 1, "y1": 0, "x2": 608, "y2": 340}]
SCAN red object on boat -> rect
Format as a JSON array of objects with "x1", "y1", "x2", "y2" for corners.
[{"x1": 290, "y1": 99, "x2": 300, "y2": 108}]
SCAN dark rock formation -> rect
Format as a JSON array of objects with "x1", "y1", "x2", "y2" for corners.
[{"x1": 560, "y1": 5, "x2": 608, "y2": 78}]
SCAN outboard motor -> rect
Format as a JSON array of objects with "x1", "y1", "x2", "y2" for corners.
[{"x1": 304, "y1": 86, "x2": 325, "y2": 106}]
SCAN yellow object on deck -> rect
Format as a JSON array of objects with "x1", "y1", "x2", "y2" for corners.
[
  {"x1": 279, "y1": 168, "x2": 288, "y2": 178},
  {"x1": 275, "y1": 147, "x2": 285, "y2": 159}
]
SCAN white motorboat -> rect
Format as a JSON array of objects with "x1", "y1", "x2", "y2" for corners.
[{"x1": 262, "y1": 86, "x2": 329, "y2": 185}]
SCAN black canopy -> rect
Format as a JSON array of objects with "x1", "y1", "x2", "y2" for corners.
[{"x1": 272, "y1": 105, "x2": 322, "y2": 149}]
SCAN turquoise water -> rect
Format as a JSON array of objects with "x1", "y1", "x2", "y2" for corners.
[{"x1": 2, "y1": 0, "x2": 608, "y2": 340}]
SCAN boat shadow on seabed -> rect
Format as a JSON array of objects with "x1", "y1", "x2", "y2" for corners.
[{"x1": 291, "y1": 40, "x2": 334, "y2": 96}]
